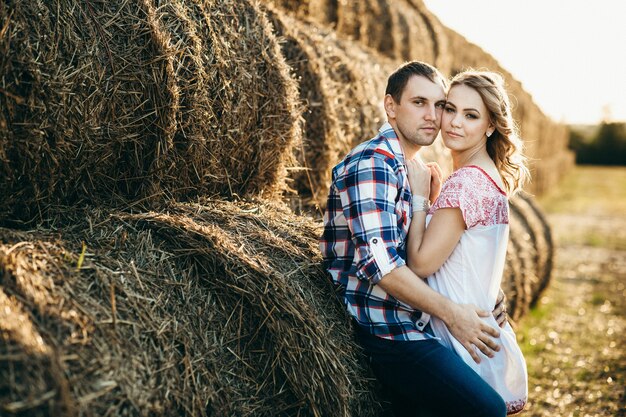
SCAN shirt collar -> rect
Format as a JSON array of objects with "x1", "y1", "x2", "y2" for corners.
[{"x1": 378, "y1": 122, "x2": 406, "y2": 165}]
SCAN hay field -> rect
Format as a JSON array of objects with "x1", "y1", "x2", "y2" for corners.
[
  {"x1": 517, "y1": 166, "x2": 626, "y2": 416},
  {"x1": 1, "y1": 0, "x2": 575, "y2": 415}
]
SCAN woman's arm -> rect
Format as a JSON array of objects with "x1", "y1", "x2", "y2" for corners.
[
  {"x1": 405, "y1": 160, "x2": 467, "y2": 278},
  {"x1": 406, "y1": 207, "x2": 465, "y2": 278}
]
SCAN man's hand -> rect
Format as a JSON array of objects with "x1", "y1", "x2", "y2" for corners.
[
  {"x1": 426, "y1": 162, "x2": 443, "y2": 203},
  {"x1": 492, "y1": 288, "x2": 508, "y2": 328},
  {"x1": 445, "y1": 303, "x2": 501, "y2": 364}
]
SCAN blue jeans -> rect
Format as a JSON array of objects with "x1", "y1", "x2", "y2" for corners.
[{"x1": 356, "y1": 326, "x2": 507, "y2": 417}]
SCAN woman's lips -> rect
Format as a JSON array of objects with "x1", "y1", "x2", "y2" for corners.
[{"x1": 446, "y1": 131, "x2": 462, "y2": 138}]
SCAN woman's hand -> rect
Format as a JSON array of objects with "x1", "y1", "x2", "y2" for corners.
[
  {"x1": 427, "y1": 162, "x2": 443, "y2": 203},
  {"x1": 406, "y1": 157, "x2": 431, "y2": 198}
]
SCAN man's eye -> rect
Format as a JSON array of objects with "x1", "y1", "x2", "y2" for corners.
[{"x1": 435, "y1": 103, "x2": 445, "y2": 109}]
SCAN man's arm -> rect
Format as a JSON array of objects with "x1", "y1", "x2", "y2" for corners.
[
  {"x1": 377, "y1": 265, "x2": 501, "y2": 364},
  {"x1": 335, "y1": 153, "x2": 500, "y2": 362},
  {"x1": 493, "y1": 289, "x2": 508, "y2": 328}
]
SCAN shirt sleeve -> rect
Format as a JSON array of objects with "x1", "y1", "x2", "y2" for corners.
[
  {"x1": 336, "y1": 155, "x2": 405, "y2": 284},
  {"x1": 429, "y1": 170, "x2": 481, "y2": 228}
]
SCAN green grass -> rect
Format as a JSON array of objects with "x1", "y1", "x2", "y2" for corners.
[
  {"x1": 517, "y1": 296, "x2": 556, "y2": 358},
  {"x1": 590, "y1": 292, "x2": 605, "y2": 306},
  {"x1": 536, "y1": 165, "x2": 626, "y2": 250},
  {"x1": 538, "y1": 165, "x2": 626, "y2": 216}
]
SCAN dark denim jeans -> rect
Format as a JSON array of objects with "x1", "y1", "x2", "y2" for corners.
[{"x1": 356, "y1": 326, "x2": 507, "y2": 417}]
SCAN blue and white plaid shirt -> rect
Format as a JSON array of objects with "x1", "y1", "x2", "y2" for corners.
[{"x1": 320, "y1": 123, "x2": 432, "y2": 340}]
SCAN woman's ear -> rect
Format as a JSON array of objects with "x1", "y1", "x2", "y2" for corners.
[{"x1": 384, "y1": 94, "x2": 396, "y2": 119}]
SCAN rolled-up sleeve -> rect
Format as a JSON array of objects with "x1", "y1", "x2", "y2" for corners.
[{"x1": 336, "y1": 155, "x2": 405, "y2": 284}]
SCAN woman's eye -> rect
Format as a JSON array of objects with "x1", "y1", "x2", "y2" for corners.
[
  {"x1": 466, "y1": 113, "x2": 478, "y2": 119},
  {"x1": 444, "y1": 106, "x2": 455, "y2": 113}
]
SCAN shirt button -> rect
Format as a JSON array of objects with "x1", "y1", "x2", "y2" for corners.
[
  {"x1": 372, "y1": 238, "x2": 378, "y2": 244},
  {"x1": 418, "y1": 322, "x2": 424, "y2": 327}
]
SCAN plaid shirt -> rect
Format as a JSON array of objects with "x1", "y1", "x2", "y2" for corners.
[{"x1": 320, "y1": 123, "x2": 432, "y2": 340}]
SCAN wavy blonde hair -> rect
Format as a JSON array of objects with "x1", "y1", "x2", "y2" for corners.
[{"x1": 450, "y1": 70, "x2": 530, "y2": 194}]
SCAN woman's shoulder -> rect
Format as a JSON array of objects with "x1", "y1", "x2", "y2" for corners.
[
  {"x1": 433, "y1": 165, "x2": 509, "y2": 228},
  {"x1": 447, "y1": 165, "x2": 507, "y2": 197}
]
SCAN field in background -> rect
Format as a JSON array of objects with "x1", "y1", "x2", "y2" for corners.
[{"x1": 517, "y1": 166, "x2": 626, "y2": 416}]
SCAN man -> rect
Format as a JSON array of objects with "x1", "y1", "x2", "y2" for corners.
[{"x1": 320, "y1": 61, "x2": 508, "y2": 416}]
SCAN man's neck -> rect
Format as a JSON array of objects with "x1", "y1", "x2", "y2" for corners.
[
  {"x1": 388, "y1": 121, "x2": 421, "y2": 161},
  {"x1": 401, "y1": 142, "x2": 421, "y2": 161}
]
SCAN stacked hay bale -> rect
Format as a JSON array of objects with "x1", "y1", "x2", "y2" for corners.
[
  {"x1": 267, "y1": 8, "x2": 390, "y2": 211},
  {"x1": 0, "y1": 0, "x2": 300, "y2": 222},
  {"x1": 265, "y1": 0, "x2": 437, "y2": 64},
  {"x1": 1, "y1": 0, "x2": 560, "y2": 414},
  {"x1": 263, "y1": 0, "x2": 574, "y2": 197},
  {"x1": 0, "y1": 201, "x2": 384, "y2": 416},
  {"x1": 267, "y1": 7, "x2": 449, "y2": 211}
]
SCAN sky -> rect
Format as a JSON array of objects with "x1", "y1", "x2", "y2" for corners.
[{"x1": 423, "y1": 0, "x2": 626, "y2": 125}]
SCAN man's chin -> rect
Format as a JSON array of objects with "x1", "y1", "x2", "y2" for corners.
[{"x1": 413, "y1": 136, "x2": 438, "y2": 147}]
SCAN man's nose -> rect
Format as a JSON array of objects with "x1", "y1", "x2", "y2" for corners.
[{"x1": 424, "y1": 104, "x2": 437, "y2": 120}]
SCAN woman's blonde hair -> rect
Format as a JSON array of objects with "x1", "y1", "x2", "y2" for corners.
[{"x1": 450, "y1": 70, "x2": 530, "y2": 194}]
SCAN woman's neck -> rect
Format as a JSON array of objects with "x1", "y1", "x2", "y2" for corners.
[{"x1": 451, "y1": 147, "x2": 490, "y2": 171}]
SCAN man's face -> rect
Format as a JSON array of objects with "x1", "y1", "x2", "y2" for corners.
[{"x1": 386, "y1": 75, "x2": 446, "y2": 148}]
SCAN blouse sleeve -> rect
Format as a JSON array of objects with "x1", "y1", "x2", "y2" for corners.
[{"x1": 429, "y1": 169, "x2": 482, "y2": 228}]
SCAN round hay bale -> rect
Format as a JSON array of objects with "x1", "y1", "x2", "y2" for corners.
[
  {"x1": 0, "y1": 200, "x2": 384, "y2": 416},
  {"x1": 335, "y1": 2, "x2": 361, "y2": 40},
  {"x1": 0, "y1": 0, "x2": 300, "y2": 223},
  {"x1": 509, "y1": 193, "x2": 553, "y2": 300},
  {"x1": 268, "y1": 8, "x2": 395, "y2": 212},
  {"x1": 502, "y1": 233, "x2": 524, "y2": 321},
  {"x1": 404, "y1": 0, "x2": 453, "y2": 73},
  {"x1": 505, "y1": 200, "x2": 538, "y2": 320},
  {"x1": 266, "y1": 9, "x2": 347, "y2": 212},
  {"x1": 268, "y1": 8, "x2": 450, "y2": 212},
  {"x1": 358, "y1": 0, "x2": 395, "y2": 58},
  {"x1": 391, "y1": 0, "x2": 437, "y2": 62},
  {"x1": 513, "y1": 192, "x2": 555, "y2": 303}
]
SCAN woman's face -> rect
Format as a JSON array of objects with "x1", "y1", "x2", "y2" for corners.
[{"x1": 441, "y1": 84, "x2": 493, "y2": 153}]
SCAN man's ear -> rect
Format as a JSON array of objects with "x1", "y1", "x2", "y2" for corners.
[{"x1": 384, "y1": 94, "x2": 396, "y2": 119}]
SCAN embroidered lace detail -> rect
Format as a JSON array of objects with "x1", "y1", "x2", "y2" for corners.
[
  {"x1": 506, "y1": 398, "x2": 527, "y2": 414},
  {"x1": 429, "y1": 166, "x2": 509, "y2": 228}
]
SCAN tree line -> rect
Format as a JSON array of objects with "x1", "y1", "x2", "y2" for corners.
[{"x1": 569, "y1": 122, "x2": 626, "y2": 166}]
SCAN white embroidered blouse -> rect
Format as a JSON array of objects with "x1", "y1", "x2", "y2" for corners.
[{"x1": 426, "y1": 165, "x2": 528, "y2": 415}]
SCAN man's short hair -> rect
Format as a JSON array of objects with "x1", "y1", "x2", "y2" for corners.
[{"x1": 385, "y1": 61, "x2": 447, "y2": 103}]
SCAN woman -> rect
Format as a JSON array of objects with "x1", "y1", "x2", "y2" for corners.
[{"x1": 406, "y1": 70, "x2": 529, "y2": 414}]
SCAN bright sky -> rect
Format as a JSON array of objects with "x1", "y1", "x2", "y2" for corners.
[{"x1": 423, "y1": 0, "x2": 626, "y2": 125}]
